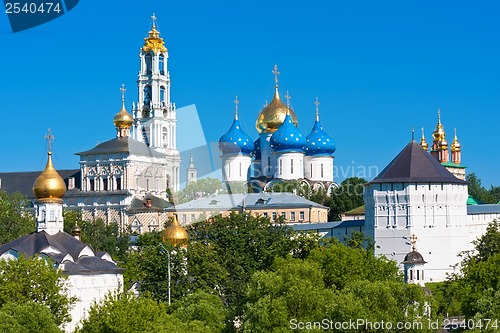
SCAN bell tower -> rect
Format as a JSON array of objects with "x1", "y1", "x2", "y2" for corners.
[{"x1": 131, "y1": 14, "x2": 181, "y2": 191}]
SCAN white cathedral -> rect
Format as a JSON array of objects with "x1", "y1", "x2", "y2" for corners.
[{"x1": 218, "y1": 66, "x2": 338, "y2": 192}]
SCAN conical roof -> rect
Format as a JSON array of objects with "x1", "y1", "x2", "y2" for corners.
[{"x1": 369, "y1": 141, "x2": 466, "y2": 184}]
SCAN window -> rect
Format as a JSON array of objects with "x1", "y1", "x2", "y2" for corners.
[
  {"x1": 410, "y1": 269, "x2": 413, "y2": 281},
  {"x1": 263, "y1": 212, "x2": 268, "y2": 217},
  {"x1": 89, "y1": 179, "x2": 95, "y2": 191},
  {"x1": 102, "y1": 178, "x2": 108, "y2": 191},
  {"x1": 299, "y1": 211, "x2": 305, "y2": 221},
  {"x1": 321, "y1": 164, "x2": 324, "y2": 178},
  {"x1": 181, "y1": 214, "x2": 186, "y2": 223},
  {"x1": 290, "y1": 212, "x2": 296, "y2": 221},
  {"x1": 291, "y1": 159, "x2": 294, "y2": 174},
  {"x1": 272, "y1": 212, "x2": 277, "y2": 220},
  {"x1": 310, "y1": 164, "x2": 313, "y2": 177},
  {"x1": 146, "y1": 179, "x2": 150, "y2": 191},
  {"x1": 116, "y1": 177, "x2": 122, "y2": 190},
  {"x1": 281, "y1": 212, "x2": 286, "y2": 220},
  {"x1": 49, "y1": 210, "x2": 55, "y2": 222},
  {"x1": 190, "y1": 214, "x2": 195, "y2": 223},
  {"x1": 159, "y1": 54, "x2": 165, "y2": 74},
  {"x1": 145, "y1": 54, "x2": 152, "y2": 74},
  {"x1": 416, "y1": 270, "x2": 420, "y2": 280},
  {"x1": 279, "y1": 159, "x2": 282, "y2": 175}
]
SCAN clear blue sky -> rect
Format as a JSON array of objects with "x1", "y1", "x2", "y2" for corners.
[{"x1": 1, "y1": 0, "x2": 499, "y2": 187}]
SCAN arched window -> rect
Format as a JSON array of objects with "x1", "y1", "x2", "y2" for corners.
[
  {"x1": 143, "y1": 85, "x2": 152, "y2": 109},
  {"x1": 159, "y1": 54, "x2": 165, "y2": 74},
  {"x1": 145, "y1": 53, "x2": 152, "y2": 74},
  {"x1": 160, "y1": 86, "x2": 166, "y2": 106}
]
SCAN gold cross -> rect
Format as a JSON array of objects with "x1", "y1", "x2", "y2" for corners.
[
  {"x1": 120, "y1": 84, "x2": 126, "y2": 103},
  {"x1": 272, "y1": 64, "x2": 280, "y2": 85},
  {"x1": 410, "y1": 234, "x2": 418, "y2": 251},
  {"x1": 437, "y1": 108, "x2": 441, "y2": 123},
  {"x1": 44, "y1": 128, "x2": 54, "y2": 153},
  {"x1": 284, "y1": 90, "x2": 291, "y2": 108}
]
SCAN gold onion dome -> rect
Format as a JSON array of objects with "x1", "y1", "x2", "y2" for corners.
[
  {"x1": 256, "y1": 85, "x2": 298, "y2": 133},
  {"x1": 420, "y1": 128, "x2": 429, "y2": 151},
  {"x1": 432, "y1": 110, "x2": 446, "y2": 142},
  {"x1": 451, "y1": 129, "x2": 461, "y2": 152},
  {"x1": 33, "y1": 152, "x2": 66, "y2": 203},
  {"x1": 113, "y1": 102, "x2": 133, "y2": 129},
  {"x1": 142, "y1": 19, "x2": 167, "y2": 54},
  {"x1": 162, "y1": 215, "x2": 188, "y2": 247}
]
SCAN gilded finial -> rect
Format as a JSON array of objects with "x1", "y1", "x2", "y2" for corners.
[
  {"x1": 44, "y1": 128, "x2": 54, "y2": 154},
  {"x1": 451, "y1": 128, "x2": 461, "y2": 152},
  {"x1": 234, "y1": 95, "x2": 239, "y2": 120},
  {"x1": 272, "y1": 64, "x2": 280, "y2": 86},
  {"x1": 420, "y1": 127, "x2": 429, "y2": 151},
  {"x1": 314, "y1": 97, "x2": 320, "y2": 121},
  {"x1": 284, "y1": 90, "x2": 291, "y2": 108},
  {"x1": 410, "y1": 234, "x2": 418, "y2": 251},
  {"x1": 437, "y1": 108, "x2": 441, "y2": 124}
]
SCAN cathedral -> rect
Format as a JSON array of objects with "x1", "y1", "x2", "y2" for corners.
[
  {"x1": 218, "y1": 65, "x2": 337, "y2": 192},
  {"x1": 63, "y1": 18, "x2": 181, "y2": 231}
]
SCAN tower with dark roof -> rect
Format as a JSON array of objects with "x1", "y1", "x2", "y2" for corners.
[{"x1": 364, "y1": 140, "x2": 469, "y2": 282}]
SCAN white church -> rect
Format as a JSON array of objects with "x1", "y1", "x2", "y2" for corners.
[{"x1": 218, "y1": 66, "x2": 338, "y2": 192}]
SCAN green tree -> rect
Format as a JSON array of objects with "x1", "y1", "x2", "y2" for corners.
[
  {"x1": 0, "y1": 302, "x2": 62, "y2": 333},
  {"x1": 0, "y1": 191, "x2": 35, "y2": 245},
  {"x1": 467, "y1": 173, "x2": 496, "y2": 204},
  {"x1": 329, "y1": 177, "x2": 367, "y2": 221},
  {"x1": 0, "y1": 255, "x2": 74, "y2": 325}
]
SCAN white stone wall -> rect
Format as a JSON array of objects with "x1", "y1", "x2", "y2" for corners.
[
  {"x1": 64, "y1": 273, "x2": 123, "y2": 333},
  {"x1": 467, "y1": 212, "x2": 500, "y2": 246},
  {"x1": 274, "y1": 152, "x2": 304, "y2": 180},
  {"x1": 304, "y1": 156, "x2": 333, "y2": 182},
  {"x1": 364, "y1": 182, "x2": 469, "y2": 282},
  {"x1": 222, "y1": 154, "x2": 252, "y2": 182}
]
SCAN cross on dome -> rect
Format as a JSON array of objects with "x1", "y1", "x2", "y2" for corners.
[
  {"x1": 285, "y1": 90, "x2": 291, "y2": 108},
  {"x1": 151, "y1": 13, "x2": 157, "y2": 28},
  {"x1": 120, "y1": 84, "x2": 126, "y2": 103},
  {"x1": 410, "y1": 234, "x2": 418, "y2": 251},
  {"x1": 234, "y1": 95, "x2": 239, "y2": 119},
  {"x1": 44, "y1": 128, "x2": 54, "y2": 153},
  {"x1": 314, "y1": 97, "x2": 320, "y2": 120},
  {"x1": 272, "y1": 64, "x2": 280, "y2": 86}
]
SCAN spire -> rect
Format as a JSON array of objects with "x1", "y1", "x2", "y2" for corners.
[
  {"x1": 142, "y1": 14, "x2": 167, "y2": 53},
  {"x1": 189, "y1": 152, "x2": 195, "y2": 168},
  {"x1": 234, "y1": 95, "x2": 239, "y2": 120},
  {"x1": 411, "y1": 127, "x2": 415, "y2": 141},
  {"x1": 120, "y1": 83, "x2": 126, "y2": 109},
  {"x1": 314, "y1": 97, "x2": 320, "y2": 121}
]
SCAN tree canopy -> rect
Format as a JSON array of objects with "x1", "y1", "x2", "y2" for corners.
[{"x1": 0, "y1": 191, "x2": 35, "y2": 245}]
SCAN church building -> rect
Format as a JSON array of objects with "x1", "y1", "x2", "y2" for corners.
[{"x1": 218, "y1": 66, "x2": 337, "y2": 192}]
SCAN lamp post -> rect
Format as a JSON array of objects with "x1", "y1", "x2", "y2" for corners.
[{"x1": 159, "y1": 243, "x2": 171, "y2": 306}]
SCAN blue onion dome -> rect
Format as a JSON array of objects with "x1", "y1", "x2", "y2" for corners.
[
  {"x1": 253, "y1": 138, "x2": 261, "y2": 160},
  {"x1": 305, "y1": 110, "x2": 336, "y2": 156},
  {"x1": 270, "y1": 112, "x2": 306, "y2": 152},
  {"x1": 219, "y1": 112, "x2": 254, "y2": 155}
]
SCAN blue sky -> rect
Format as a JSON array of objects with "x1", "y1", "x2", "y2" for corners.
[{"x1": 1, "y1": 0, "x2": 499, "y2": 187}]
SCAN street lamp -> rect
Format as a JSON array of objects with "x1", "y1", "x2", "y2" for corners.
[{"x1": 159, "y1": 243, "x2": 171, "y2": 306}]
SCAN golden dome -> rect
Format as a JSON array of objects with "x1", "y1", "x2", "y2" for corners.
[
  {"x1": 451, "y1": 128, "x2": 461, "y2": 152},
  {"x1": 432, "y1": 109, "x2": 446, "y2": 142},
  {"x1": 142, "y1": 23, "x2": 167, "y2": 54},
  {"x1": 255, "y1": 85, "x2": 298, "y2": 133},
  {"x1": 33, "y1": 152, "x2": 66, "y2": 203},
  {"x1": 420, "y1": 128, "x2": 429, "y2": 151},
  {"x1": 113, "y1": 102, "x2": 133, "y2": 129},
  {"x1": 162, "y1": 215, "x2": 188, "y2": 247},
  {"x1": 72, "y1": 223, "x2": 81, "y2": 237}
]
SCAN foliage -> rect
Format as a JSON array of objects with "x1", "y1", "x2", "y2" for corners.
[
  {"x1": 76, "y1": 292, "x2": 223, "y2": 333},
  {"x1": 442, "y1": 220, "x2": 500, "y2": 323},
  {"x1": 0, "y1": 255, "x2": 74, "y2": 325},
  {"x1": 64, "y1": 211, "x2": 130, "y2": 262},
  {"x1": 0, "y1": 302, "x2": 62, "y2": 333},
  {"x1": 173, "y1": 178, "x2": 225, "y2": 204},
  {"x1": 0, "y1": 191, "x2": 35, "y2": 245},
  {"x1": 243, "y1": 252, "x2": 435, "y2": 333},
  {"x1": 467, "y1": 172, "x2": 498, "y2": 204},
  {"x1": 329, "y1": 177, "x2": 367, "y2": 221}
]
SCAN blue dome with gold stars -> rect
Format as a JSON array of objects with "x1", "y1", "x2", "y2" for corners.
[
  {"x1": 219, "y1": 114, "x2": 254, "y2": 155},
  {"x1": 305, "y1": 114, "x2": 336, "y2": 156},
  {"x1": 270, "y1": 113, "x2": 306, "y2": 152},
  {"x1": 253, "y1": 138, "x2": 261, "y2": 160}
]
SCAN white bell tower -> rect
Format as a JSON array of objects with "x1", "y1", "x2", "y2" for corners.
[{"x1": 131, "y1": 14, "x2": 181, "y2": 191}]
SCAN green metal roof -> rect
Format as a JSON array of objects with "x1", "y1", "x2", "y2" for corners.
[{"x1": 441, "y1": 161, "x2": 467, "y2": 169}]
